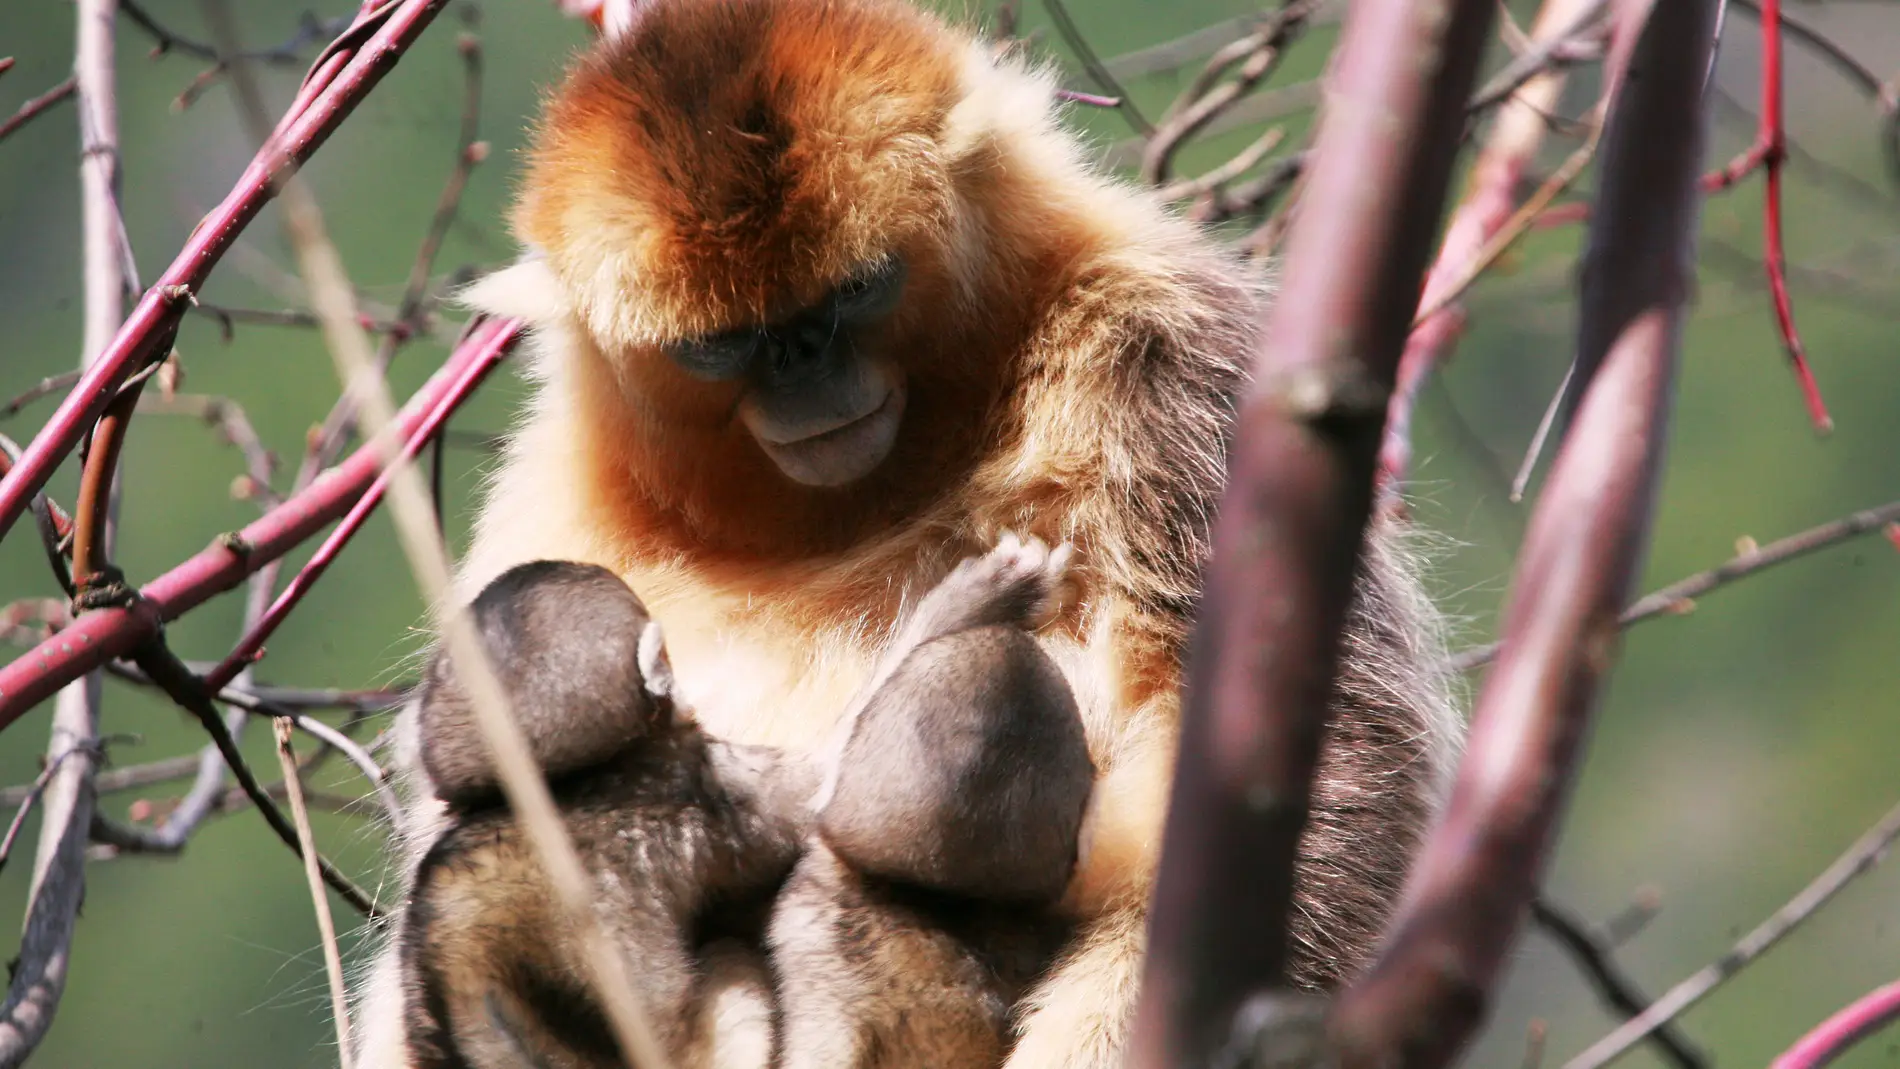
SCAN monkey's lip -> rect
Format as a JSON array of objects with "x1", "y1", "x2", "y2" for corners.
[{"x1": 756, "y1": 384, "x2": 906, "y2": 487}]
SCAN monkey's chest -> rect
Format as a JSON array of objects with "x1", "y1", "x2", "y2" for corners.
[{"x1": 658, "y1": 613, "x2": 875, "y2": 751}]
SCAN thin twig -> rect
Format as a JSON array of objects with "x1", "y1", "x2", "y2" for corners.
[
  {"x1": 1, "y1": 374, "x2": 83, "y2": 422},
  {"x1": 0, "y1": 77, "x2": 76, "y2": 144},
  {"x1": 1381, "y1": 0, "x2": 1606, "y2": 497},
  {"x1": 274, "y1": 718, "x2": 354, "y2": 1069},
  {"x1": 1531, "y1": 897, "x2": 1707, "y2": 1069},
  {"x1": 2, "y1": 755, "x2": 199, "y2": 809},
  {"x1": 1466, "y1": 0, "x2": 1608, "y2": 114},
  {"x1": 1567, "y1": 798, "x2": 1900, "y2": 1069},
  {"x1": 1452, "y1": 497, "x2": 1900, "y2": 671},
  {"x1": 0, "y1": 752, "x2": 85, "y2": 877},
  {"x1": 1141, "y1": 1, "x2": 1318, "y2": 187},
  {"x1": 130, "y1": 640, "x2": 378, "y2": 917},
  {"x1": 1041, "y1": 0, "x2": 1152, "y2": 136}
]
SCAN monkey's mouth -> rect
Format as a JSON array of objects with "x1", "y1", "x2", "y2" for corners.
[{"x1": 754, "y1": 383, "x2": 906, "y2": 488}]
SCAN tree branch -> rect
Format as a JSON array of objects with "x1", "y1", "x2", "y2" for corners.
[
  {"x1": 1567, "y1": 797, "x2": 1900, "y2": 1069},
  {"x1": 1329, "y1": 3, "x2": 1717, "y2": 1065},
  {"x1": 1128, "y1": 1, "x2": 1500, "y2": 1064},
  {"x1": 0, "y1": 0, "x2": 456, "y2": 543},
  {"x1": 0, "y1": 318, "x2": 518, "y2": 727}
]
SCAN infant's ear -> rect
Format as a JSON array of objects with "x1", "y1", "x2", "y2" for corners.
[
  {"x1": 458, "y1": 254, "x2": 568, "y2": 323},
  {"x1": 638, "y1": 620, "x2": 676, "y2": 703}
]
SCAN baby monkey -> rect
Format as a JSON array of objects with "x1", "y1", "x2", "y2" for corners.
[{"x1": 401, "y1": 537, "x2": 1093, "y2": 1069}]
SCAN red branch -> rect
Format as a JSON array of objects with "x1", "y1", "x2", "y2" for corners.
[
  {"x1": 203, "y1": 320, "x2": 509, "y2": 692},
  {"x1": 0, "y1": 318, "x2": 519, "y2": 730},
  {"x1": 0, "y1": 0, "x2": 454, "y2": 544},
  {"x1": 1699, "y1": 0, "x2": 1831, "y2": 429},
  {"x1": 1327, "y1": 2, "x2": 1717, "y2": 1066},
  {"x1": 1753, "y1": 0, "x2": 1829, "y2": 431},
  {"x1": 1771, "y1": 981, "x2": 1900, "y2": 1069},
  {"x1": 1125, "y1": 1, "x2": 1499, "y2": 1065}
]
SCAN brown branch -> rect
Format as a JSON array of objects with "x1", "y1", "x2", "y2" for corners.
[
  {"x1": 1567, "y1": 797, "x2": 1900, "y2": 1069},
  {"x1": 1140, "y1": 1, "x2": 1318, "y2": 187},
  {"x1": 1328, "y1": 3, "x2": 1717, "y2": 1066},
  {"x1": 1, "y1": 373, "x2": 84, "y2": 422},
  {"x1": 128, "y1": 640, "x2": 379, "y2": 918},
  {"x1": 1531, "y1": 897, "x2": 1707, "y2": 1069},
  {"x1": 0, "y1": 77, "x2": 76, "y2": 145},
  {"x1": 2, "y1": 755, "x2": 201, "y2": 809},
  {"x1": 1128, "y1": 1, "x2": 1501, "y2": 1065},
  {"x1": 1451, "y1": 497, "x2": 1900, "y2": 672}
]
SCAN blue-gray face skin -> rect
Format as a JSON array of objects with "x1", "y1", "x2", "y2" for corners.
[{"x1": 663, "y1": 257, "x2": 910, "y2": 487}]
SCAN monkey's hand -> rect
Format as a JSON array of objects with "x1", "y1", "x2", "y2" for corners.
[{"x1": 893, "y1": 531, "x2": 1074, "y2": 653}]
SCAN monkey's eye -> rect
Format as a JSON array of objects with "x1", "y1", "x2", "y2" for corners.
[
  {"x1": 831, "y1": 256, "x2": 907, "y2": 323},
  {"x1": 664, "y1": 328, "x2": 760, "y2": 381}
]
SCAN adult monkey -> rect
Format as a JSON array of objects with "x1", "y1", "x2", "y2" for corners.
[{"x1": 354, "y1": 0, "x2": 1461, "y2": 1064}]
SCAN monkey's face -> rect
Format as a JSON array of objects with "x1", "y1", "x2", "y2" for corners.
[{"x1": 661, "y1": 257, "x2": 911, "y2": 488}]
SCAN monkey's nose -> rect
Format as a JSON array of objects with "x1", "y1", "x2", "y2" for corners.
[{"x1": 763, "y1": 329, "x2": 836, "y2": 385}]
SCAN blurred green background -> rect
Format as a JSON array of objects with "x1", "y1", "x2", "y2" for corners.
[{"x1": 0, "y1": 1, "x2": 1896, "y2": 1066}]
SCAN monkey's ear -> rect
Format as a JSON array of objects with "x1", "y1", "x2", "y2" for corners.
[{"x1": 458, "y1": 255, "x2": 569, "y2": 324}]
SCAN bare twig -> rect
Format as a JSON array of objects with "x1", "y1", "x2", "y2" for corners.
[
  {"x1": 1381, "y1": 0, "x2": 1605, "y2": 496},
  {"x1": 1452, "y1": 497, "x2": 1900, "y2": 671},
  {"x1": 1466, "y1": 0, "x2": 1608, "y2": 114},
  {"x1": 0, "y1": 77, "x2": 76, "y2": 144},
  {"x1": 274, "y1": 718, "x2": 354, "y2": 1069},
  {"x1": 1041, "y1": 0, "x2": 1152, "y2": 136},
  {"x1": 1330, "y1": 4, "x2": 1717, "y2": 1066},
  {"x1": 120, "y1": 2, "x2": 353, "y2": 110},
  {"x1": 1128, "y1": 2, "x2": 1500, "y2": 1065},
  {"x1": 2, "y1": 755, "x2": 200, "y2": 808},
  {"x1": 0, "y1": 752, "x2": 87, "y2": 877},
  {"x1": 1531, "y1": 897, "x2": 1707, "y2": 1069},
  {"x1": 141, "y1": 393, "x2": 281, "y2": 507},
  {"x1": 130, "y1": 641, "x2": 378, "y2": 916},
  {"x1": 1141, "y1": 1, "x2": 1318, "y2": 187},
  {"x1": 1, "y1": 373, "x2": 84, "y2": 421},
  {"x1": 0, "y1": 4, "x2": 125, "y2": 1060},
  {"x1": 1771, "y1": 980, "x2": 1900, "y2": 1069},
  {"x1": 1568, "y1": 798, "x2": 1900, "y2": 1069}
]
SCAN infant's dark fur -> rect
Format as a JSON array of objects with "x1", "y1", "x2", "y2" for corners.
[{"x1": 401, "y1": 538, "x2": 1091, "y2": 1069}]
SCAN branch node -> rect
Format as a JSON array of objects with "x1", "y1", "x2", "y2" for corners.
[
  {"x1": 1261, "y1": 363, "x2": 1389, "y2": 426},
  {"x1": 70, "y1": 564, "x2": 136, "y2": 614},
  {"x1": 216, "y1": 531, "x2": 253, "y2": 559}
]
